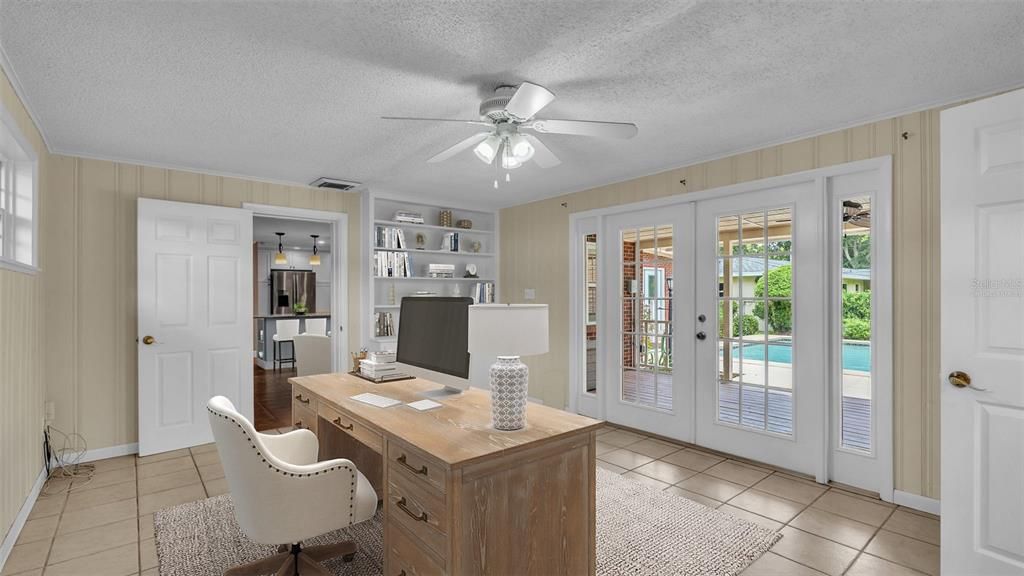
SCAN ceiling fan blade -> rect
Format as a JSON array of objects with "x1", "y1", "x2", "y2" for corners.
[
  {"x1": 381, "y1": 116, "x2": 492, "y2": 127},
  {"x1": 528, "y1": 118, "x2": 638, "y2": 139},
  {"x1": 426, "y1": 132, "x2": 490, "y2": 163},
  {"x1": 504, "y1": 82, "x2": 555, "y2": 120},
  {"x1": 522, "y1": 134, "x2": 561, "y2": 168}
]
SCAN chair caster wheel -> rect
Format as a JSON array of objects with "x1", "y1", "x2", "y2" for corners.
[{"x1": 342, "y1": 552, "x2": 356, "y2": 563}]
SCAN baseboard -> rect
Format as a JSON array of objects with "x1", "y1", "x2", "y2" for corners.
[
  {"x1": 80, "y1": 443, "x2": 138, "y2": 463},
  {"x1": 893, "y1": 490, "x2": 940, "y2": 516},
  {"x1": 0, "y1": 467, "x2": 47, "y2": 573}
]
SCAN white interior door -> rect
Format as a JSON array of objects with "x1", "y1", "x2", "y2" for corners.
[
  {"x1": 941, "y1": 88, "x2": 1024, "y2": 574},
  {"x1": 138, "y1": 198, "x2": 254, "y2": 456},
  {"x1": 601, "y1": 205, "x2": 695, "y2": 441},
  {"x1": 695, "y1": 181, "x2": 826, "y2": 478}
]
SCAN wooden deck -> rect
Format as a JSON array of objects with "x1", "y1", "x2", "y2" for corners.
[{"x1": 620, "y1": 371, "x2": 871, "y2": 451}]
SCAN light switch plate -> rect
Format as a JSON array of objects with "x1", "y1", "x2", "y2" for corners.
[{"x1": 524, "y1": 288, "x2": 536, "y2": 300}]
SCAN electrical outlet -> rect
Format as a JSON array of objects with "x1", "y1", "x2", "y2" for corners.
[{"x1": 524, "y1": 288, "x2": 536, "y2": 300}]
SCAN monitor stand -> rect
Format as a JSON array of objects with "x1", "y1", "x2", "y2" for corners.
[{"x1": 420, "y1": 386, "x2": 465, "y2": 398}]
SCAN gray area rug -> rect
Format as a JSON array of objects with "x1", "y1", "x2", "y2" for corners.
[{"x1": 155, "y1": 468, "x2": 780, "y2": 575}]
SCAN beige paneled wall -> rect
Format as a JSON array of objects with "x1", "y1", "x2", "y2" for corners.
[
  {"x1": 43, "y1": 157, "x2": 362, "y2": 452},
  {"x1": 501, "y1": 109, "x2": 946, "y2": 499},
  {"x1": 0, "y1": 69, "x2": 47, "y2": 544}
]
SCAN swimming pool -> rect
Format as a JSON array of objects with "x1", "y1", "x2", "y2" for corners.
[{"x1": 727, "y1": 340, "x2": 871, "y2": 372}]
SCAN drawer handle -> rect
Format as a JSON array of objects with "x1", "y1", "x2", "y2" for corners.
[
  {"x1": 295, "y1": 394, "x2": 310, "y2": 404},
  {"x1": 294, "y1": 421, "x2": 303, "y2": 428},
  {"x1": 396, "y1": 454, "x2": 428, "y2": 476},
  {"x1": 396, "y1": 497, "x2": 428, "y2": 522},
  {"x1": 333, "y1": 417, "x2": 354, "y2": 431}
]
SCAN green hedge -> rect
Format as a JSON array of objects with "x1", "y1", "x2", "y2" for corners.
[
  {"x1": 842, "y1": 291, "x2": 871, "y2": 321},
  {"x1": 734, "y1": 314, "x2": 760, "y2": 337},
  {"x1": 843, "y1": 318, "x2": 871, "y2": 340},
  {"x1": 752, "y1": 266, "x2": 792, "y2": 333}
]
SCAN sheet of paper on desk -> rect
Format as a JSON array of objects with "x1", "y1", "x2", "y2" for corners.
[
  {"x1": 350, "y1": 392, "x2": 402, "y2": 408},
  {"x1": 406, "y1": 399, "x2": 442, "y2": 411}
]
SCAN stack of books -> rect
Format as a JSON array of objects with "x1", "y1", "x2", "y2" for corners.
[
  {"x1": 375, "y1": 226, "x2": 407, "y2": 249},
  {"x1": 440, "y1": 232, "x2": 462, "y2": 252},
  {"x1": 470, "y1": 282, "x2": 495, "y2": 304},
  {"x1": 426, "y1": 263, "x2": 455, "y2": 278},
  {"x1": 393, "y1": 211, "x2": 424, "y2": 224},
  {"x1": 359, "y1": 350, "x2": 402, "y2": 380},
  {"x1": 374, "y1": 312, "x2": 395, "y2": 336},
  {"x1": 374, "y1": 252, "x2": 412, "y2": 277}
]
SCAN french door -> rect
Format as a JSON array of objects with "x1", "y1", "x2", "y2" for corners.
[
  {"x1": 594, "y1": 181, "x2": 826, "y2": 478},
  {"x1": 600, "y1": 205, "x2": 695, "y2": 440},
  {"x1": 694, "y1": 181, "x2": 825, "y2": 478}
]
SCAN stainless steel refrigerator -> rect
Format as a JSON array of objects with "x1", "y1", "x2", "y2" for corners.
[{"x1": 270, "y1": 270, "x2": 317, "y2": 314}]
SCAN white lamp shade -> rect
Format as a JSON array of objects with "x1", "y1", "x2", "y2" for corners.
[{"x1": 468, "y1": 304, "x2": 548, "y2": 358}]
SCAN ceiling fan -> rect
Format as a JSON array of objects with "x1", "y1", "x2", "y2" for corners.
[
  {"x1": 842, "y1": 200, "x2": 871, "y2": 228},
  {"x1": 382, "y1": 82, "x2": 637, "y2": 186}
]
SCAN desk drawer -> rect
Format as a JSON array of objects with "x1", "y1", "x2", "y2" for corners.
[
  {"x1": 292, "y1": 402, "x2": 317, "y2": 433},
  {"x1": 292, "y1": 385, "x2": 315, "y2": 408},
  {"x1": 388, "y1": 474, "x2": 447, "y2": 558},
  {"x1": 388, "y1": 522, "x2": 445, "y2": 576},
  {"x1": 388, "y1": 442, "x2": 447, "y2": 494},
  {"x1": 319, "y1": 403, "x2": 383, "y2": 454}
]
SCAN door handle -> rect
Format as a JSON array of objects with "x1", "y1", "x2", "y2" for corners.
[
  {"x1": 948, "y1": 371, "x2": 988, "y2": 392},
  {"x1": 142, "y1": 335, "x2": 156, "y2": 345},
  {"x1": 696, "y1": 331, "x2": 706, "y2": 341}
]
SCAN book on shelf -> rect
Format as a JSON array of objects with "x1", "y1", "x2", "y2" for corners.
[
  {"x1": 374, "y1": 250, "x2": 413, "y2": 277},
  {"x1": 375, "y1": 226, "x2": 407, "y2": 249},
  {"x1": 470, "y1": 282, "x2": 495, "y2": 304},
  {"x1": 374, "y1": 312, "x2": 395, "y2": 337},
  {"x1": 426, "y1": 263, "x2": 455, "y2": 278},
  {"x1": 393, "y1": 211, "x2": 424, "y2": 224},
  {"x1": 440, "y1": 232, "x2": 461, "y2": 252}
]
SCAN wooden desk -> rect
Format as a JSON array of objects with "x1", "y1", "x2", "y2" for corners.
[{"x1": 289, "y1": 372, "x2": 603, "y2": 576}]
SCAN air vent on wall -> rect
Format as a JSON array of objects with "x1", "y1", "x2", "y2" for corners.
[{"x1": 309, "y1": 177, "x2": 361, "y2": 191}]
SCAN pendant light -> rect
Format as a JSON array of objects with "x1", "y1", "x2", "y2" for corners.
[
  {"x1": 274, "y1": 232, "x2": 287, "y2": 265},
  {"x1": 309, "y1": 234, "x2": 321, "y2": 266}
]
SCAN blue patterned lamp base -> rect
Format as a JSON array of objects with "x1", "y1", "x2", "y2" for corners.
[{"x1": 490, "y1": 356, "x2": 529, "y2": 431}]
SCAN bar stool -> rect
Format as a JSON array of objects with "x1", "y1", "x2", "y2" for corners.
[
  {"x1": 303, "y1": 317, "x2": 327, "y2": 336},
  {"x1": 273, "y1": 319, "x2": 300, "y2": 371}
]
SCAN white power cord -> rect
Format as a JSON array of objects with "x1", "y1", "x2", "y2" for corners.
[{"x1": 42, "y1": 425, "x2": 95, "y2": 496}]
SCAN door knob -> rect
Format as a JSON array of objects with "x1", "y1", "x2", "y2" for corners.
[
  {"x1": 696, "y1": 331, "x2": 707, "y2": 341},
  {"x1": 698, "y1": 314, "x2": 707, "y2": 323},
  {"x1": 142, "y1": 335, "x2": 156, "y2": 345},
  {"x1": 948, "y1": 371, "x2": 988, "y2": 391}
]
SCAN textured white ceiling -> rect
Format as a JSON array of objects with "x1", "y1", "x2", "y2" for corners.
[{"x1": 1, "y1": 1, "x2": 1021, "y2": 209}]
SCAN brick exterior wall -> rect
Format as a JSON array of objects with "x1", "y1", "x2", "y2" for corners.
[{"x1": 622, "y1": 241, "x2": 636, "y2": 367}]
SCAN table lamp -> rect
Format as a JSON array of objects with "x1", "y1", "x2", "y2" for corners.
[{"x1": 468, "y1": 304, "x2": 549, "y2": 431}]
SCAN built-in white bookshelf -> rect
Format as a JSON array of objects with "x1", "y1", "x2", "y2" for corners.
[{"x1": 365, "y1": 196, "x2": 499, "y2": 348}]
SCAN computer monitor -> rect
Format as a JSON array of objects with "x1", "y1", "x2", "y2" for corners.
[{"x1": 396, "y1": 296, "x2": 473, "y2": 391}]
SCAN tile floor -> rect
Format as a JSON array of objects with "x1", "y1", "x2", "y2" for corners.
[
  {"x1": 3, "y1": 424, "x2": 940, "y2": 576},
  {"x1": 1, "y1": 427, "x2": 294, "y2": 576},
  {"x1": 594, "y1": 425, "x2": 940, "y2": 576}
]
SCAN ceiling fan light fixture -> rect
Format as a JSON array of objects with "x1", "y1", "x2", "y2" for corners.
[
  {"x1": 508, "y1": 134, "x2": 534, "y2": 162},
  {"x1": 473, "y1": 134, "x2": 502, "y2": 164},
  {"x1": 501, "y1": 155, "x2": 521, "y2": 170}
]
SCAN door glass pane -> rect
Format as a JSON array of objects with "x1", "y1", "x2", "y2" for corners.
[
  {"x1": 583, "y1": 233, "x2": 598, "y2": 394},
  {"x1": 839, "y1": 196, "x2": 872, "y2": 452},
  {"x1": 621, "y1": 225, "x2": 673, "y2": 410},
  {"x1": 716, "y1": 208, "x2": 794, "y2": 435}
]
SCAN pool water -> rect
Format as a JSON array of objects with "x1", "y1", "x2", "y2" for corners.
[{"x1": 728, "y1": 340, "x2": 871, "y2": 372}]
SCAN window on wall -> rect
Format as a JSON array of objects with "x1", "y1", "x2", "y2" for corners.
[
  {"x1": 838, "y1": 196, "x2": 873, "y2": 452},
  {"x1": 583, "y1": 233, "x2": 598, "y2": 393},
  {"x1": 0, "y1": 108, "x2": 38, "y2": 272}
]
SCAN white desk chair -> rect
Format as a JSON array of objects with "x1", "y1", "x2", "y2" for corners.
[
  {"x1": 293, "y1": 334, "x2": 332, "y2": 377},
  {"x1": 303, "y1": 317, "x2": 327, "y2": 336},
  {"x1": 272, "y1": 319, "x2": 300, "y2": 371},
  {"x1": 207, "y1": 396, "x2": 377, "y2": 576}
]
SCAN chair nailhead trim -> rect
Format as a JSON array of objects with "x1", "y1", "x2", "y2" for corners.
[{"x1": 208, "y1": 407, "x2": 356, "y2": 522}]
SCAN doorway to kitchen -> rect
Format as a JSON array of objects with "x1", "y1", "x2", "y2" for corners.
[{"x1": 246, "y1": 204, "x2": 348, "y2": 431}]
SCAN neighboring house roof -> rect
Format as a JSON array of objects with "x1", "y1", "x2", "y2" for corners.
[{"x1": 718, "y1": 258, "x2": 870, "y2": 281}]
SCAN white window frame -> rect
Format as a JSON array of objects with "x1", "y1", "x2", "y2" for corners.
[{"x1": 0, "y1": 102, "x2": 39, "y2": 274}]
